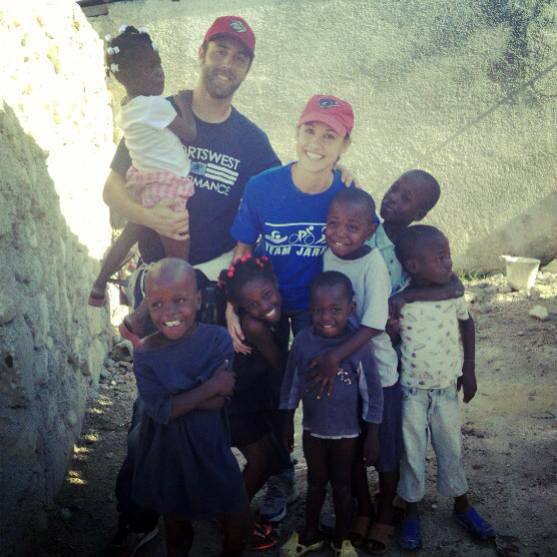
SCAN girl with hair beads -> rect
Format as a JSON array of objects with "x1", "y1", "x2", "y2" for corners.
[
  {"x1": 89, "y1": 26, "x2": 196, "y2": 341},
  {"x1": 218, "y1": 254, "x2": 291, "y2": 550},
  {"x1": 132, "y1": 257, "x2": 250, "y2": 557}
]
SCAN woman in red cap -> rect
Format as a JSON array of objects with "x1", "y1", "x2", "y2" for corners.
[{"x1": 229, "y1": 94, "x2": 354, "y2": 346}]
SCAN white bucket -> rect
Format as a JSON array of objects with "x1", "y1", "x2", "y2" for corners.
[{"x1": 501, "y1": 255, "x2": 540, "y2": 291}]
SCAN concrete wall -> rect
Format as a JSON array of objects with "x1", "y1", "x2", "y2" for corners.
[
  {"x1": 0, "y1": 2, "x2": 113, "y2": 552},
  {"x1": 92, "y1": 0, "x2": 557, "y2": 272}
]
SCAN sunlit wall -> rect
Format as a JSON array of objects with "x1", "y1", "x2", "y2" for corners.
[{"x1": 92, "y1": 0, "x2": 557, "y2": 271}]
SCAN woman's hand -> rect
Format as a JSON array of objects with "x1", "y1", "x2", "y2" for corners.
[
  {"x1": 335, "y1": 163, "x2": 359, "y2": 188},
  {"x1": 225, "y1": 303, "x2": 252, "y2": 354}
]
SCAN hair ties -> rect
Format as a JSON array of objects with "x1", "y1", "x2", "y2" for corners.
[{"x1": 110, "y1": 63, "x2": 119, "y2": 73}]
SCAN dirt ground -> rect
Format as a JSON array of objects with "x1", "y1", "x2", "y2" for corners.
[{"x1": 34, "y1": 272, "x2": 557, "y2": 557}]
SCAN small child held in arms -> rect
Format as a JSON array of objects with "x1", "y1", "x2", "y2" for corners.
[
  {"x1": 89, "y1": 27, "x2": 196, "y2": 337},
  {"x1": 394, "y1": 225, "x2": 495, "y2": 550},
  {"x1": 131, "y1": 258, "x2": 250, "y2": 557},
  {"x1": 280, "y1": 271, "x2": 383, "y2": 557},
  {"x1": 218, "y1": 254, "x2": 291, "y2": 550}
]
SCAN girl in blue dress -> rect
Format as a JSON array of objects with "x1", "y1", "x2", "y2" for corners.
[{"x1": 131, "y1": 258, "x2": 249, "y2": 557}]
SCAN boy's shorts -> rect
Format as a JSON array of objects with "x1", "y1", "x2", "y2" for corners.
[
  {"x1": 375, "y1": 380, "x2": 402, "y2": 473},
  {"x1": 126, "y1": 166, "x2": 194, "y2": 212}
]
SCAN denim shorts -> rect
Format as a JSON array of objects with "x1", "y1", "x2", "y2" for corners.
[{"x1": 398, "y1": 383, "x2": 468, "y2": 502}]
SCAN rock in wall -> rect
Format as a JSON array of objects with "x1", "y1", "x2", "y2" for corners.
[{"x1": 0, "y1": 2, "x2": 113, "y2": 552}]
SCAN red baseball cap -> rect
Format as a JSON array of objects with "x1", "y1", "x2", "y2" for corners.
[
  {"x1": 297, "y1": 94, "x2": 354, "y2": 136},
  {"x1": 203, "y1": 16, "x2": 255, "y2": 57}
]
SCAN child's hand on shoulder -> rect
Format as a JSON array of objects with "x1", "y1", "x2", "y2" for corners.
[
  {"x1": 209, "y1": 360, "x2": 236, "y2": 397},
  {"x1": 388, "y1": 291, "x2": 408, "y2": 320},
  {"x1": 458, "y1": 360, "x2": 477, "y2": 403}
]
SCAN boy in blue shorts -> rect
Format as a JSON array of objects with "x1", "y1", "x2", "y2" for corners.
[{"x1": 394, "y1": 225, "x2": 495, "y2": 550}]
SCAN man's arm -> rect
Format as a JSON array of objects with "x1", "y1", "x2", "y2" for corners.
[{"x1": 103, "y1": 168, "x2": 189, "y2": 241}]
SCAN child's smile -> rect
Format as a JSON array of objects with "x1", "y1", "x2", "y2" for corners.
[
  {"x1": 325, "y1": 200, "x2": 375, "y2": 260},
  {"x1": 146, "y1": 267, "x2": 201, "y2": 341},
  {"x1": 310, "y1": 284, "x2": 354, "y2": 338},
  {"x1": 239, "y1": 277, "x2": 282, "y2": 323}
]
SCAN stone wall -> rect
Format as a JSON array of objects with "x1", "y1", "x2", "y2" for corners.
[
  {"x1": 0, "y1": 2, "x2": 113, "y2": 552},
  {"x1": 92, "y1": 0, "x2": 557, "y2": 272}
]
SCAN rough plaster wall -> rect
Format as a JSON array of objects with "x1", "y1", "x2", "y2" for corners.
[
  {"x1": 0, "y1": 2, "x2": 113, "y2": 552},
  {"x1": 92, "y1": 0, "x2": 557, "y2": 272},
  {"x1": 2, "y1": 1, "x2": 114, "y2": 258}
]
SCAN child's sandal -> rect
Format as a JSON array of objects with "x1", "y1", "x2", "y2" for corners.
[
  {"x1": 280, "y1": 532, "x2": 323, "y2": 557},
  {"x1": 366, "y1": 522, "x2": 395, "y2": 555},
  {"x1": 453, "y1": 506, "x2": 495, "y2": 540},
  {"x1": 330, "y1": 539, "x2": 358, "y2": 557},
  {"x1": 349, "y1": 515, "x2": 371, "y2": 547},
  {"x1": 247, "y1": 522, "x2": 277, "y2": 551},
  {"x1": 88, "y1": 293, "x2": 107, "y2": 307},
  {"x1": 397, "y1": 518, "x2": 422, "y2": 551},
  {"x1": 119, "y1": 319, "x2": 141, "y2": 347}
]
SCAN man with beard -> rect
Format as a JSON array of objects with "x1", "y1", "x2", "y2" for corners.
[
  {"x1": 104, "y1": 15, "x2": 280, "y2": 280},
  {"x1": 102, "y1": 17, "x2": 284, "y2": 557}
]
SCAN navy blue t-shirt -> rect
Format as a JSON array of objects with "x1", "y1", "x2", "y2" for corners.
[
  {"x1": 111, "y1": 104, "x2": 280, "y2": 265},
  {"x1": 231, "y1": 163, "x2": 348, "y2": 311}
]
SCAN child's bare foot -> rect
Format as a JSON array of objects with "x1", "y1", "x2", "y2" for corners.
[{"x1": 88, "y1": 283, "x2": 107, "y2": 307}]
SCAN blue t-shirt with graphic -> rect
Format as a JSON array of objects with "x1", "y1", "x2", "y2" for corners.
[
  {"x1": 231, "y1": 163, "x2": 346, "y2": 311},
  {"x1": 111, "y1": 104, "x2": 280, "y2": 265}
]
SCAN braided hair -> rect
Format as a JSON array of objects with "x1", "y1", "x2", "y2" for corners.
[
  {"x1": 105, "y1": 25, "x2": 155, "y2": 77},
  {"x1": 218, "y1": 254, "x2": 276, "y2": 306}
]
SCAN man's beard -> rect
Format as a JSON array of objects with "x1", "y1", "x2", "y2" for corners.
[{"x1": 201, "y1": 66, "x2": 244, "y2": 100}]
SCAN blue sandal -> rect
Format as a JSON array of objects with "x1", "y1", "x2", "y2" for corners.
[
  {"x1": 398, "y1": 518, "x2": 422, "y2": 551},
  {"x1": 453, "y1": 506, "x2": 495, "y2": 540}
]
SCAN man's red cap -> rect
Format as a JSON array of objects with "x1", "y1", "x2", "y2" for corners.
[
  {"x1": 297, "y1": 94, "x2": 354, "y2": 136},
  {"x1": 203, "y1": 16, "x2": 255, "y2": 57}
]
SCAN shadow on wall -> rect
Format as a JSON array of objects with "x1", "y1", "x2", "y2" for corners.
[
  {"x1": 461, "y1": 188, "x2": 557, "y2": 272},
  {"x1": 0, "y1": 101, "x2": 110, "y2": 556}
]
